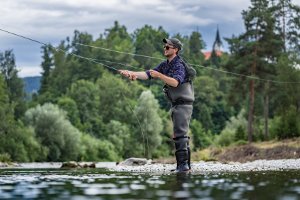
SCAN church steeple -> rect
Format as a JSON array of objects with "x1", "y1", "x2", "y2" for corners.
[
  {"x1": 210, "y1": 26, "x2": 223, "y2": 67},
  {"x1": 212, "y1": 25, "x2": 222, "y2": 52}
]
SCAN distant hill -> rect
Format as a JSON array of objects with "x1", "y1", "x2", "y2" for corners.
[{"x1": 22, "y1": 76, "x2": 41, "y2": 95}]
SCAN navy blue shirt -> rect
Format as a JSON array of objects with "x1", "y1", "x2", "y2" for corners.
[{"x1": 146, "y1": 55, "x2": 187, "y2": 85}]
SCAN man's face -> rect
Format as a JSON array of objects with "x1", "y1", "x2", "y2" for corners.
[{"x1": 163, "y1": 44, "x2": 177, "y2": 57}]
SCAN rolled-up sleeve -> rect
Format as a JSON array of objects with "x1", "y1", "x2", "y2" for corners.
[
  {"x1": 145, "y1": 62, "x2": 163, "y2": 79},
  {"x1": 171, "y1": 63, "x2": 186, "y2": 85}
]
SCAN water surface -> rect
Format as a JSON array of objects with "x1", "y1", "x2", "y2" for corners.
[{"x1": 0, "y1": 167, "x2": 299, "y2": 199}]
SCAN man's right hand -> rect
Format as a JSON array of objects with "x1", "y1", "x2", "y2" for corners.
[{"x1": 118, "y1": 70, "x2": 137, "y2": 81}]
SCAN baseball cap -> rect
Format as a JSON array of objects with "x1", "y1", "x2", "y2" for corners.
[{"x1": 163, "y1": 38, "x2": 182, "y2": 50}]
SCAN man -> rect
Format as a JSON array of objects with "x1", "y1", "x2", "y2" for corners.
[{"x1": 119, "y1": 38, "x2": 195, "y2": 172}]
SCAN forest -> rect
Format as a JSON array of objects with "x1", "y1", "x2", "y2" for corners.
[{"x1": 0, "y1": 0, "x2": 299, "y2": 162}]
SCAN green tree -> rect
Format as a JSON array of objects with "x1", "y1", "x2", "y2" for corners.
[
  {"x1": 66, "y1": 80, "x2": 103, "y2": 136},
  {"x1": 133, "y1": 25, "x2": 167, "y2": 69},
  {"x1": 92, "y1": 21, "x2": 135, "y2": 70},
  {"x1": 271, "y1": 0, "x2": 300, "y2": 52},
  {"x1": 25, "y1": 103, "x2": 82, "y2": 161},
  {"x1": 190, "y1": 119, "x2": 213, "y2": 150},
  {"x1": 96, "y1": 71, "x2": 143, "y2": 124},
  {"x1": 104, "y1": 120, "x2": 131, "y2": 158},
  {"x1": 188, "y1": 31, "x2": 205, "y2": 71},
  {"x1": 0, "y1": 50, "x2": 26, "y2": 119},
  {"x1": 80, "y1": 133, "x2": 119, "y2": 161},
  {"x1": 225, "y1": 0, "x2": 284, "y2": 142},
  {"x1": 39, "y1": 45, "x2": 53, "y2": 94},
  {"x1": 193, "y1": 76, "x2": 220, "y2": 132},
  {"x1": 133, "y1": 90, "x2": 163, "y2": 158},
  {"x1": 0, "y1": 75, "x2": 44, "y2": 161}
]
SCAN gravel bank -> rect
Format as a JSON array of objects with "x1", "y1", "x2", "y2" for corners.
[{"x1": 109, "y1": 159, "x2": 300, "y2": 174}]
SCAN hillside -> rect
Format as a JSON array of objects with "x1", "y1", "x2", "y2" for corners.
[{"x1": 22, "y1": 76, "x2": 41, "y2": 94}]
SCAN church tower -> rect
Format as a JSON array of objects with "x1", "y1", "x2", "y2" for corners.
[
  {"x1": 212, "y1": 26, "x2": 222, "y2": 52},
  {"x1": 211, "y1": 26, "x2": 223, "y2": 67}
]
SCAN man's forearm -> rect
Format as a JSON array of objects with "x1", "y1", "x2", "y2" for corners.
[
  {"x1": 159, "y1": 74, "x2": 179, "y2": 87},
  {"x1": 132, "y1": 71, "x2": 148, "y2": 80}
]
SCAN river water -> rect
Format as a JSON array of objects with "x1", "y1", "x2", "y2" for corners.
[{"x1": 0, "y1": 166, "x2": 300, "y2": 200}]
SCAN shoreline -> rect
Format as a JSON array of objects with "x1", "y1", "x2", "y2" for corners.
[
  {"x1": 1, "y1": 159, "x2": 300, "y2": 173},
  {"x1": 110, "y1": 159, "x2": 300, "y2": 174}
]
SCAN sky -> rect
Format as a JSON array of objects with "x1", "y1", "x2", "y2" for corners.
[{"x1": 0, "y1": 0, "x2": 299, "y2": 77}]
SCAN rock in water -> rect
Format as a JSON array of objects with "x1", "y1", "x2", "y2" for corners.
[
  {"x1": 61, "y1": 161, "x2": 79, "y2": 168},
  {"x1": 118, "y1": 158, "x2": 151, "y2": 166},
  {"x1": 61, "y1": 161, "x2": 96, "y2": 168}
]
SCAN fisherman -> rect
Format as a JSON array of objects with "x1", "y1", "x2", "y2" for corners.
[{"x1": 119, "y1": 38, "x2": 195, "y2": 172}]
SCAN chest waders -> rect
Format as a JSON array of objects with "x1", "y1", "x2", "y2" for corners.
[{"x1": 163, "y1": 82, "x2": 194, "y2": 172}]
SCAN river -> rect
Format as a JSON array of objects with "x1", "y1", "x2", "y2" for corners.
[{"x1": 0, "y1": 164, "x2": 299, "y2": 199}]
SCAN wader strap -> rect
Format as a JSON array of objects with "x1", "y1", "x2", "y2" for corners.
[{"x1": 171, "y1": 100, "x2": 193, "y2": 107}]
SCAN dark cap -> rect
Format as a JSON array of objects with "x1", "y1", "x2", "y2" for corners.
[{"x1": 163, "y1": 38, "x2": 182, "y2": 50}]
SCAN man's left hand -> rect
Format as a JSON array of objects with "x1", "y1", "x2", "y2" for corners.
[{"x1": 149, "y1": 70, "x2": 161, "y2": 79}]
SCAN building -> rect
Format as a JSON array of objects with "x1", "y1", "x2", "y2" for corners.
[{"x1": 203, "y1": 26, "x2": 223, "y2": 61}]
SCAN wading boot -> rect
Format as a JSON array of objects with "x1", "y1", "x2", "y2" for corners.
[{"x1": 174, "y1": 137, "x2": 190, "y2": 173}]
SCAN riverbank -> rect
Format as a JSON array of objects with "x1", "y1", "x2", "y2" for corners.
[
  {"x1": 1, "y1": 159, "x2": 300, "y2": 174},
  {"x1": 110, "y1": 159, "x2": 300, "y2": 174}
]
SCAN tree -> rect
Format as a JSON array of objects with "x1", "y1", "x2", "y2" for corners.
[
  {"x1": 39, "y1": 45, "x2": 53, "y2": 94},
  {"x1": 66, "y1": 80, "x2": 103, "y2": 137},
  {"x1": 96, "y1": 71, "x2": 143, "y2": 124},
  {"x1": 0, "y1": 50, "x2": 26, "y2": 119},
  {"x1": 193, "y1": 76, "x2": 220, "y2": 132},
  {"x1": 271, "y1": 0, "x2": 300, "y2": 52},
  {"x1": 188, "y1": 31, "x2": 205, "y2": 68},
  {"x1": 225, "y1": 0, "x2": 283, "y2": 142},
  {"x1": 25, "y1": 103, "x2": 82, "y2": 161},
  {"x1": 133, "y1": 90, "x2": 163, "y2": 158},
  {"x1": 133, "y1": 25, "x2": 168, "y2": 69},
  {"x1": 190, "y1": 119, "x2": 213, "y2": 150},
  {"x1": 92, "y1": 21, "x2": 135, "y2": 71},
  {"x1": 0, "y1": 75, "x2": 44, "y2": 162}
]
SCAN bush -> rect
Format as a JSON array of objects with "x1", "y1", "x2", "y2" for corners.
[
  {"x1": 215, "y1": 109, "x2": 247, "y2": 146},
  {"x1": 25, "y1": 103, "x2": 82, "y2": 161},
  {"x1": 214, "y1": 130, "x2": 235, "y2": 147},
  {"x1": 270, "y1": 106, "x2": 300, "y2": 139},
  {"x1": 80, "y1": 134, "x2": 119, "y2": 161},
  {"x1": 190, "y1": 119, "x2": 213, "y2": 150},
  {"x1": 0, "y1": 153, "x2": 11, "y2": 162},
  {"x1": 0, "y1": 122, "x2": 46, "y2": 162}
]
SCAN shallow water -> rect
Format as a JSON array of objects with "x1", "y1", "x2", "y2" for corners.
[{"x1": 0, "y1": 168, "x2": 300, "y2": 200}]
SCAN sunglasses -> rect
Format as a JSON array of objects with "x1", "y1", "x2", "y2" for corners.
[{"x1": 163, "y1": 45, "x2": 175, "y2": 50}]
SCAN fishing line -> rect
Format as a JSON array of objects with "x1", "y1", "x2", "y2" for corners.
[
  {"x1": 76, "y1": 42, "x2": 300, "y2": 84},
  {"x1": 76, "y1": 43, "x2": 164, "y2": 61},
  {"x1": 0, "y1": 28, "x2": 118, "y2": 72}
]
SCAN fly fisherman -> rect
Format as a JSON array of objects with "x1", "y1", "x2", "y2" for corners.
[{"x1": 119, "y1": 38, "x2": 195, "y2": 173}]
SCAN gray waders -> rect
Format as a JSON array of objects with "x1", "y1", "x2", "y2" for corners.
[{"x1": 164, "y1": 82, "x2": 194, "y2": 172}]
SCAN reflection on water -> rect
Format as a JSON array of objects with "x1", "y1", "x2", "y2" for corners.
[{"x1": 0, "y1": 168, "x2": 300, "y2": 199}]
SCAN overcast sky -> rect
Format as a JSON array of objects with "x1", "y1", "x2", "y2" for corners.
[{"x1": 0, "y1": 0, "x2": 299, "y2": 77}]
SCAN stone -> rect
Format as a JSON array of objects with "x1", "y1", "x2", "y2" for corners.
[
  {"x1": 61, "y1": 161, "x2": 80, "y2": 168},
  {"x1": 118, "y1": 158, "x2": 151, "y2": 166}
]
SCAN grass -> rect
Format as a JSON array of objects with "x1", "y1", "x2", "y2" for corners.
[{"x1": 192, "y1": 137, "x2": 300, "y2": 163}]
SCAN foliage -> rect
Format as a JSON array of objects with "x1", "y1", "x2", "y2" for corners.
[
  {"x1": 190, "y1": 119, "x2": 213, "y2": 150},
  {"x1": 2, "y1": 11, "x2": 300, "y2": 162},
  {"x1": 270, "y1": 106, "x2": 300, "y2": 139},
  {"x1": 0, "y1": 50, "x2": 26, "y2": 119},
  {"x1": 79, "y1": 133, "x2": 119, "y2": 161},
  {"x1": 0, "y1": 153, "x2": 11, "y2": 162},
  {"x1": 25, "y1": 103, "x2": 82, "y2": 161},
  {"x1": 214, "y1": 109, "x2": 247, "y2": 147},
  {"x1": 133, "y1": 90, "x2": 163, "y2": 158}
]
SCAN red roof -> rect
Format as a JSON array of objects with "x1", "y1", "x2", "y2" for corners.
[{"x1": 203, "y1": 50, "x2": 222, "y2": 60}]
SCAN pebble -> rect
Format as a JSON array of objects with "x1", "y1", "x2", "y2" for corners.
[{"x1": 108, "y1": 159, "x2": 300, "y2": 174}]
